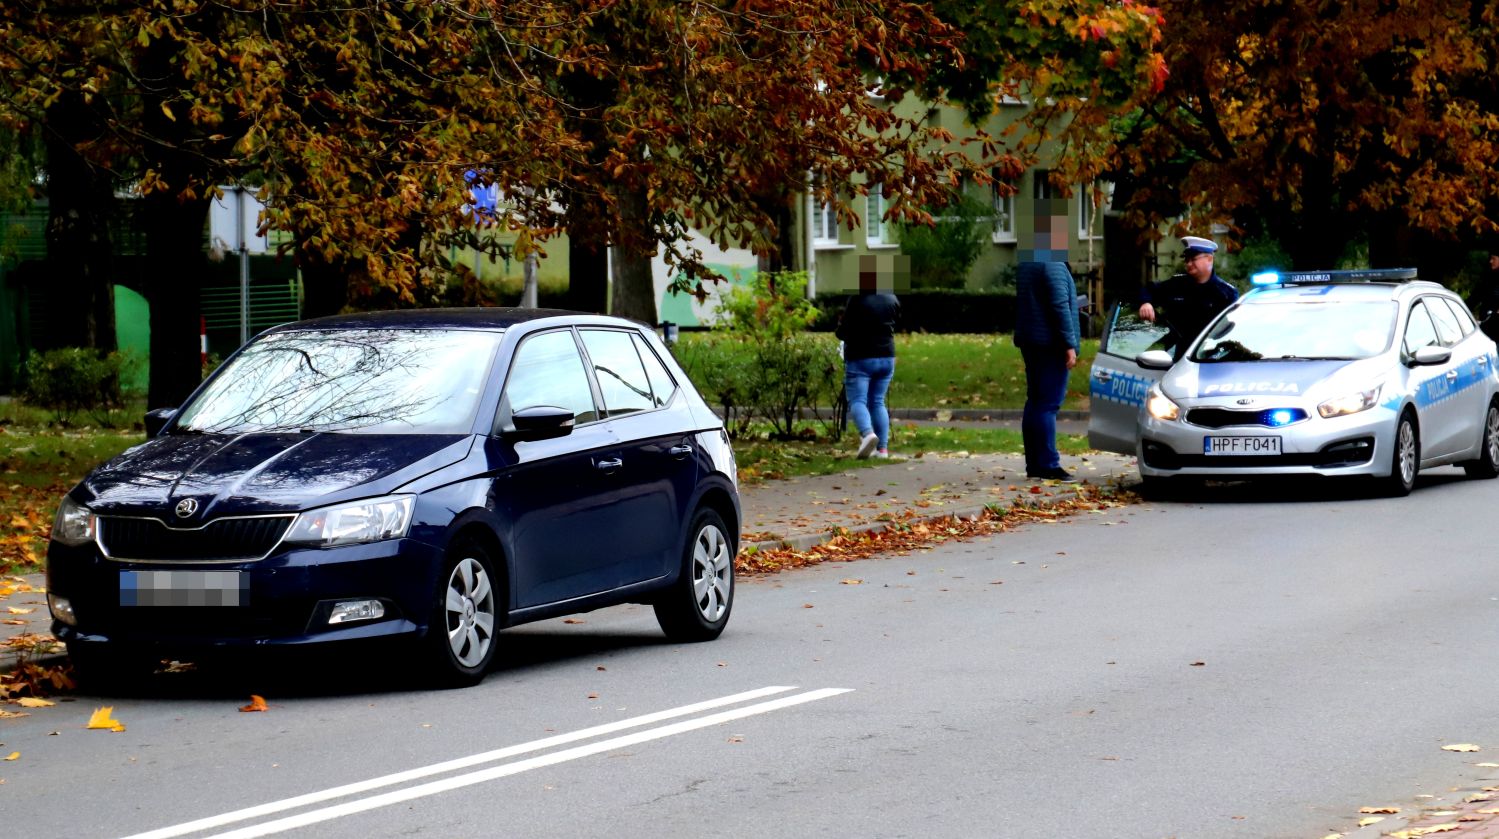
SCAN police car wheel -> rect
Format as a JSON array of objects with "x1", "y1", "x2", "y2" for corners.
[
  {"x1": 1461, "y1": 401, "x2": 1499, "y2": 479},
  {"x1": 1381, "y1": 412, "x2": 1419, "y2": 497}
]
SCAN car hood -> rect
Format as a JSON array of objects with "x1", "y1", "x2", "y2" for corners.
[
  {"x1": 77, "y1": 432, "x2": 475, "y2": 517},
  {"x1": 1164, "y1": 357, "x2": 1385, "y2": 402}
]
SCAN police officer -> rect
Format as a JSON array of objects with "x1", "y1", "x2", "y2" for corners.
[{"x1": 1137, "y1": 236, "x2": 1239, "y2": 359}]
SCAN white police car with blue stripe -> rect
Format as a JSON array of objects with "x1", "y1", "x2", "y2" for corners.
[{"x1": 1088, "y1": 269, "x2": 1499, "y2": 495}]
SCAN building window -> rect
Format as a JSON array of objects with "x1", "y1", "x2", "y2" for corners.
[
  {"x1": 866, "y1": 184, "x2": 893, "y2": 246},
  {"x1": 991, "y1": 174, "x2": 1016, "y2": 243},
  {"x1": 1032, "y1": 169, "x2": 1053, "y2": 200},
  {"x1": 812, "y1": 197, "x2": 838, "y2": 246},
  {"x1": 1078, "y1": 181, "x2": 1109, "y2": 240}
]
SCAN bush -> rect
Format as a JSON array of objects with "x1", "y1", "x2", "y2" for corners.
[
  {"x1": 21, "y1": 348, "x2": 126, "y2": 426},
  {"x1": 896, "y1": 191, "x2": 991, "y2": 290},
  {"x1": 676, "y1": 271, "x2": 844, "y2": 439}
]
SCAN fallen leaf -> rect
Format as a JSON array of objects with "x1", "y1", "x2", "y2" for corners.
[
  {"x1": 1, "y1": 620, "x2": 24, "y2": 626},
  {"x1": 0, "y1": 710, "x2": 28, "y2": 719},
  {"x1": 16, "y1": 698, "x2": 53, "y2": 708},
  {"x1": 587, "y1": 693, "x2": 598, "y2": 700},
  {"x1": 727, "y1": 736, "x2": 744, "y2": 743},
  {"x1": 595, "y1": 666, "x2": 606, "y2": 671},
  {"x1": 239, "y1": 695, "x2": 269, "y2": 713},
  {"x1": 1477, "y1": 808, "x2": 1499, "y2": 815},
  {"x1": 5, "y1": 607, "x2": 33, "y2": 615},
  {"x1": 839, "y1": 578, "x2": 862, "y2": 585},
  {"x1": 1466, "y1": 793, "x2": 1494, "y2": 803},
  {"x1": 3, "y1": 751, "x2": 16, "y2": 761},
  {"x1": 1476, "y1": 762, "x2": 1499, "y2": 767},
  {"x1": 562, "y1": 618, "x2": 585, "y2": 624},
  {"x1": 1358, "y1": 817, "x2": 1386, "y2": 827},
  {"x1": 802, "y1": 603, "x2": 814, "y2": 608},
  {"x1": 1391, "y1": 825, "x2": 1460, "y2": 838},
  {"x1": 1442, "y1": 744, "x2": 1481, "y2": 752},
  {"x1": 86, "y1": 706, "x2": 125, "y2": 732},
  {"x1": 1360, "y1": 807, "x2": 1401, "y2": 814},
  {"x1": 1190, "y1": 661, "x2": 1206, "y2": 666}
]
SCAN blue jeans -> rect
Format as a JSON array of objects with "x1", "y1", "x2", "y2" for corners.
[
  {"x1": 844, "y1": 356, "x2": 895, "y2": 448},
  {"x1": 1020, "y1": 346, "x2": 1069, "y2": 472}
]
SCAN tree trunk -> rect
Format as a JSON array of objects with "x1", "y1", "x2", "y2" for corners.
[
  {"x1": 43, "y1": 92, "x2": 116, "y2": 352},
  {"x1": 144, "y1": 193, "x2": 209, "y2": 409},
  {"x1": 609, "y1": 183, "x2": 657, "y2": 325}
]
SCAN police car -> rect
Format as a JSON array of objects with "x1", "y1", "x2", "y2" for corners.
[{"x1": 1088, "y1": 269, "x2": 1499, "y2": 495}]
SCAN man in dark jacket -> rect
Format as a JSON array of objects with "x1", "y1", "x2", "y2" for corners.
[
  {"x1": 836, "y1": 266, "x2": 900, "y2": 459},
  {"x1": 1137, "y1": 236, "x2": 1239, "y2": 359},
  {"x1": 1014, "y1": 204, "x2": 1080, "y2": 481}
]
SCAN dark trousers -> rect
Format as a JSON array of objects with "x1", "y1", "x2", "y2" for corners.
[{"x1": 1020, "y1": 346, "x2": 1069, "y2": 472}]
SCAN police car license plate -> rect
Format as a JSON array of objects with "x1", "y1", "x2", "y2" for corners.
[
  {"x1": 120, "y1": 570, "x2": 247, "y2": 607},
  {"x1": 1203, "y1": 435, "x2": 1281, "y2": 456}
]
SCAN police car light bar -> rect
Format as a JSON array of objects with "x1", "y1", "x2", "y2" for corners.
[{"x1": 1250, "y1": 268, "x2": 1418, "y2": 286}]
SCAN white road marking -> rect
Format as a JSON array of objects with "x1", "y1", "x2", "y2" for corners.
[
  {"x1": 199, "y1": 688, "x2": 851, "y2": 839},
  {"x1": 121, "y1": 685, "x2": 807, "y2": 839}
]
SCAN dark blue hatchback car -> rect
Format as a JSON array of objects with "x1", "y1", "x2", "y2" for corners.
[{"x1": 46, "y1": 309, "x2": 740, "y2": 687}]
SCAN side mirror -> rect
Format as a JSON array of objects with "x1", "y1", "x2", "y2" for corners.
[
  {"x1": 1411, "y1": 345, "x2": 1452, "y2": 366},
  {"x1": 144, "y1": 407, "x2": 177, "y2": 438},
  {"x1": 504, "y1": 405, "x2": 575, "y2": 442},
  {"x1": 1135, "y1": 350, "x2": 1175, "y2": 370}
]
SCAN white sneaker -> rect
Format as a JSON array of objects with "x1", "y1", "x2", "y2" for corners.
[
  {"x1": 873, "y1": 449, "x2": 890, "y2": 459},
  {"x1": 855, "y1": 432, "x2": 879, "y2": 459}
]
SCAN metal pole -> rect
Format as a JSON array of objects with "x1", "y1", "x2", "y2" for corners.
[{"x1": 237, "y1": 188, "x2": 250, "y2": 346}]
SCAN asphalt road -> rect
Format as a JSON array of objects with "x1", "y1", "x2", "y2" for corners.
[{"x1": 6, "y1": 468, "x2": 1499, "y2": 839}]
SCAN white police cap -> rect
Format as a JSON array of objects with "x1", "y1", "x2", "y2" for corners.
[{"x1": 1182, "y1": 236, "x2": 1218, "y2": 256}]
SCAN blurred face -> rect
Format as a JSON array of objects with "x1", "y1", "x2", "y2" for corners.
[
  {"x1": 1490, "y1": 254, "x2": 1499, "y2": 271},
  {"x1": 1185, "y1": 252, "x2": 1214, "y2": 282}
]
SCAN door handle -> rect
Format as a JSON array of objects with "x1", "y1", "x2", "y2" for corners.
[
  {"x1": 595, "y1": 457, "x2": 623, "y2": 472},
  {"x1": 1446, "y1": 370, "x2": 1459, "y2": 381},
  {"x1": 1095, "y1": 370, "x2": 1112, "y2": 382},
  {"x1": 1479, "y1": 356, "x2": 1489, "y2": 365},
  {"x1": 668, "y1": 444, "x2": 693, "y2": 458}
]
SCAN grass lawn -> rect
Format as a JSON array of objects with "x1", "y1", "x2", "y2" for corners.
[{"x1": 675, "y1": 332, "x2": 1098, "y2": 411}]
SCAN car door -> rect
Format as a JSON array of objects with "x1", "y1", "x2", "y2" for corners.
[
  {"x1": 1087, "y1": 302, "x2": 1172, "y2": 454},
  {"x1": 485, "y1": 327, "x2": 624, "y2": 609},
  {"x1": 578, "y1": 327, "x2": 697, "y2": 585},
  {"x1": 1426, "y1": 296, "x2": 1491, "y2": 456},
  {"x1": 1402, "y1": 298, "x2": 1468, "y2": 460}
]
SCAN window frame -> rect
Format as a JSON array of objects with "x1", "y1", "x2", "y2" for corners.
[
  {"x1": 577, "y1": 327, "x2": 665, "y2": 418},
  {"x1": 991, "y1": 174, "x2": 1016, "y2": 244},
  {"x1": 496, "y1": 326, "x2": 603, "y2": 432},
  {"x1": 865, "y1": 183, "x2": 895, "y2": 247}
]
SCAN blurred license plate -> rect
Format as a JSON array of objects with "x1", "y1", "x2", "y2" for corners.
[
  {"x1": 1203, "y1": 435, "x2": 1281, "y2": 456},
  {"x1": 120, "y1": 570, "x2": 247, "y2": 607}
]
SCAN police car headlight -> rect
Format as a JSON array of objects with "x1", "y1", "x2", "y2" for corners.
[
  {"x1": 284, "y1": 495, "x2": 415, "y2": 547},
  {"x1": 1146, "y1": 387, "x2": 1181, "y2": 422},
  {"x1": 1317, "y1": 385, "x2": 1382, "y2": 419}
]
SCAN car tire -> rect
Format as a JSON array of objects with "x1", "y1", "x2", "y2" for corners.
[
  {"x1": 424, "y1": 537, "x2": 502, "y2": 688},
  {"x1": 1382, "y1": 411, "x2": 1420, "y2": 497},
  {"x1": 1462, "y1": 401, "x2": 1499, "y2": 479},
  {"x1": 654, "y1": 508, "x2": 735, "y2": 643}
]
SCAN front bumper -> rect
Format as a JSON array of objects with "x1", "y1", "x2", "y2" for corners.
[
  {"x1": 1137, "y1": 403, "x2": 1397, "y2": 479},
  {"x1": 47, "y1": 537, "x2": 444, "y2": 649}
]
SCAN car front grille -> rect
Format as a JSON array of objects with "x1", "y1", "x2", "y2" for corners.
[
  {"x1": 1186, "y1": 407, "x2": 1310, "y2": 428},
  {"x1": 1142, "y1": 437, "x2": 1375, "y2": 470},
  {"x1": 98, "y1": 515, "x2": 295, "y2": 562}
]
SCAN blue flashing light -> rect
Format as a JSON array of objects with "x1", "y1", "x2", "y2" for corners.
[
  {"x1": 1251, "y1": 271, "x2": 1281, "y2": 286},
  {"x1": 1268, "y1": 409, "x2": 1295, "y2": 427}
]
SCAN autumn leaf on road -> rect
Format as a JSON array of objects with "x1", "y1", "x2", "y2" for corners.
[
  {"x1": 239, "y1": 695, "x2": 269, "y2": 713},
  {"x1": 86, "y1": 706, "x2": 125, "y2": 731},
  {"x1": 3, "y1": 752, "x2": 17, "y2": 761},
  {"x1": 1441, "y1": 743, "x2": 1481, "y2": 752},
  {"x1": 1391, "y1": 825, "x2": 1460, "y2": 838},
  {"x1": 16, "y1": 697, "x2": 53, "y2": 708},
  {"x1": 839, "y1": 578, "x2": 862, "y2": 585}
]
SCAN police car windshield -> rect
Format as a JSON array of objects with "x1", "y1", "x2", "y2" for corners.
[{"x1": 1190, "y1": 300, "x2": 1396, "y2": 363}]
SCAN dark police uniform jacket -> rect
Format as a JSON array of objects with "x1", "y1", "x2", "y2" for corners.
[{"x1": 1138, "y1": 272, "x2": 1238, "y2": 357}]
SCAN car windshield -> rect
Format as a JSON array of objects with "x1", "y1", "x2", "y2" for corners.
[
  {"x1": 175, "y1": 329, "x2": 502, "y2": 434},
  {"x1": 1190, "y1": 300, "x2": 1396, "y2": 363}
]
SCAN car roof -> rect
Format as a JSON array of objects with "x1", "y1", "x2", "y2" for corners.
[
  {"x1": 1241, "y1": 280, "x2": 1449, "y2": 305},
  {"x1": 265, "y1": 307, "x2": 648, "y2": 334}
]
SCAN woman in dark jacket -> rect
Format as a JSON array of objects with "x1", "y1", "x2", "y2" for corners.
[{"x1": 836, "y1": 278, "x2": 901, "y2": 459}]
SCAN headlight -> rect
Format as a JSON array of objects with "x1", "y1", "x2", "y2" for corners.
[
  {"x1": 1318, "y1": 385, "x2": 1382, "y2": 419},
  {"x1": 1146, "y1": 386, "x2": 1180, "y2": 421},
  {"x1": 51, "y1": 496, "x2": 96, "y2": 546},
  {"x1": 283, "y1": 495, "x2": 415, "y2": 547}
]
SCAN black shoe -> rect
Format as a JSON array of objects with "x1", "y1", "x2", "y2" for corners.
[{"x1": 1027, "y1": 467, "x2": 1077, "y2": 482}]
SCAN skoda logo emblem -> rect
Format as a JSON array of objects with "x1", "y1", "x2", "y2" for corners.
[
  {"x1": 174, "y1": 498, "x2": 199, "y2": 519},
  {"x1": 1235, "y1": 398, "x2": 1256, "y2": 406}
]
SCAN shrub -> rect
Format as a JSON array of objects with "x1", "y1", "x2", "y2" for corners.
[
  {"x1": 678, "y1": 271, "x2": 844, "y2": 440},
  {"x1": 21, "y1": 347, "x2": 126, "y2": 426},
  {"x1": 896, "y1": 191, "x2": 991, "y2": 290}
]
